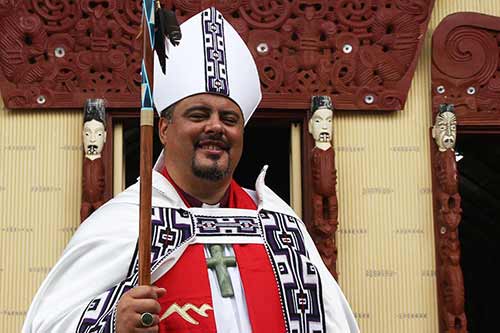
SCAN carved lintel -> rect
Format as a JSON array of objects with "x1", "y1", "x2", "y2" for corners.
[{"x1": 0, "y1": 0, "x2": 435, "y2": 112}]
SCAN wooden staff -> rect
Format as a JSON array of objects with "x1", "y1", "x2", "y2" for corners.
[
  {"x1": 138, "y1": 0, "x2": 156, "y2": 286},
  {"x1": 138, "y1": 0, "x2": 181, "y2": 286}
]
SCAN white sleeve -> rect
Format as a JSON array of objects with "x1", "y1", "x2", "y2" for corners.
[
  {"x1": 22, "y1": 202, "x2": 139, "y2": 333},
  {"x1": 298, "y1": 222, "x2": 360, "y2": 333}
]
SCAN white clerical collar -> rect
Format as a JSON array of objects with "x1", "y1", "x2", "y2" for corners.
[{"x1": 201, "y1": 202, "x2": 221, "y2": 209}]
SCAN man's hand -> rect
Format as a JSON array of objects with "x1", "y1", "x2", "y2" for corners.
[{"x1": 116, "y1": 285, "x2": 166, "y2": 332}]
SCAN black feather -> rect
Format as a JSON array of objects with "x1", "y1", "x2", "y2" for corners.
[{"x1": 154, "y1": 8, "x2": 181, "y2": 74}]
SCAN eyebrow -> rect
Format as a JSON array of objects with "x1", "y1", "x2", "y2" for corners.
[
  {"x1": 183, "y1": 105, "x2": 241, "y2": 118},
  {"x1": 183, "y1": 105, "x2": 212, "y2": 114}
]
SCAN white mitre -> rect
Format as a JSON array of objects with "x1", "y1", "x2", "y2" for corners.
[{"x1": 153, "y1": 7, "x2": 262, "y2": 125}]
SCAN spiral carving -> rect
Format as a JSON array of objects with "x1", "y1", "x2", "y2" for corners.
[
  {"x1": 435, "y1": 27, "x2": 497, "y2": 85},
  {"x1": 0, "y1": 0, "x2": 435, "y2": 111},
  {"x1": 432, "y1": 12, "x2": 500, "y2": 118}
]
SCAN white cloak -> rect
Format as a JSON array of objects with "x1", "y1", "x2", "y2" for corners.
[{"x1": 23, "y1": 167, "x2": 359, "y2": 333}]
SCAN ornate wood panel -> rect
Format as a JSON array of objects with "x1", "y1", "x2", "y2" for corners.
[
  {"x1": 431, "y1": 12, "x2": 500, "y2": 333},
  {"x1": 432, "y1": 12, "x2": 500, "y2": 127},
  {"x1": 0, "y1": 0, "x2": 435, "y2": 111}
]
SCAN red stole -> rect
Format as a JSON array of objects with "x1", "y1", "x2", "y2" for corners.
[{"x1": 155, "y1": 168, "x2": 286, "y2": 333}]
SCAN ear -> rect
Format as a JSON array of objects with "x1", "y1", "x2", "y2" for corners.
[
  {"x1": 307, "y1": 119, "x2": 313, "y2": 134},
  {"x1": 103, "y1": 131, "x2": 107, "y2": 144},
  {"x1": 158, "y1": 117, "x2": 170, "y2": 145}
]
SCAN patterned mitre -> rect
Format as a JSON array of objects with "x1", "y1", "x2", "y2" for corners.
[{"x1": 153, "y1": 7, "x2": 262, "y2": 125}]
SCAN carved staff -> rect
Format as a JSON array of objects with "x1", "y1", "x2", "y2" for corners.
[{"x1": 138, "y1": 0, "x2": 181, "y2": 286}]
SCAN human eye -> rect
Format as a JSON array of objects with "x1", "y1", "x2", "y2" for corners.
[
  {"x1": 221, "y1": 111, "x2": 240, "y2": 125},
  {"x1": 188, "y1": 111, "x2": 208, "y2": 121},
  {"x1": 223, "y1": 115, "x2": 239, "y2": 125}
]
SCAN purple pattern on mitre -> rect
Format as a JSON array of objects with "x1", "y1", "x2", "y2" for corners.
[{"x1": 202, "y1": 7, "x2": 229, "y2": 96}]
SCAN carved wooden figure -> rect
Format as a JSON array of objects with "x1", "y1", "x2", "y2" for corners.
[
  {"x1": 432, "y1": 104, "x2": 467, "y2": 333},
  {"x1": 81, "y1": 99, "x2": 107, "y2": 223},
  {"x1": 308, "y1": 95, "x2": 338, "y2": 279}
]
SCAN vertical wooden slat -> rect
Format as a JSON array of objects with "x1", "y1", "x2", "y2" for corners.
[
  {"x1": 113, "y1": 122, "x2": 124, "y2": 196},
  {"x1": 290, "y1": 123, "x2": 303, "y2": 219}
]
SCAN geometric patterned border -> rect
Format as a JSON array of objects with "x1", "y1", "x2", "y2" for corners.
[{"x1": 260, "y1": 210, "x2": 325, "y2": 333}]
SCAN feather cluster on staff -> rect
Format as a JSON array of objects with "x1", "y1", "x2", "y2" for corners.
[{"x1": 138, "y1": 0, "x2": 181, "y2": 286}]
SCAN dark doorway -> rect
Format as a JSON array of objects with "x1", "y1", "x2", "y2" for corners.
[
  {"x1": 234, "y1": 120, "x2": 290, "y2": 203},
  {"x1": 456, "y1": 134, "x2": 500, "y2": 333},
  {"x1": 122, "y1": 117, "x2": 291, "y2": 204}
]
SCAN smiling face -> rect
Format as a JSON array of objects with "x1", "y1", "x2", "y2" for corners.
[{"x1": 159, "y1": 94, "x2": 244, "y2": 184}]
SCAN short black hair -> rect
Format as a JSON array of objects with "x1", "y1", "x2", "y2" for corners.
[
  {"x1": 83, "y1": 99, "x2": 106, "y2": 126},
  {"x1": 160, "y1": 104, "x2": 176, "y2": 121}
]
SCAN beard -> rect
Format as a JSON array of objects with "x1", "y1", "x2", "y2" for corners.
[
  {"x1": 191, "y1": 155, "x2": 231, "y2": 181},
  {"x1": 191, "y1": 132, "x2": 232, "y2": 181}
]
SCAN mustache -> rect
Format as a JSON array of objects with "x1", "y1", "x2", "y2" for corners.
[
  {"x1": 194, "y1": 133, "x2": 230, "y2": 150},
  {"x1": 87, "y1": 145, "x2": 98, "y2": 153}
]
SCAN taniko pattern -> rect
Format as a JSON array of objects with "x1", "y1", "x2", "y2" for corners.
[
  {"x1": 201, "y1": 7, "x2": 229, "y2": 96},
  {"x1": 194, "y1": 214, "x2": 261, "y2": 236},
  {"x1": 76, "y1": 208, "x2": 194, "y2": 332},
  {"x1": 77, "y1": 208, "x2": 324, "y2": 332},
  {"x1": 260, "y1": 210, "x2": 325, "y2": 333}
]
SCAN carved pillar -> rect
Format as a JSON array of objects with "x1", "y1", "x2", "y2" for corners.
[
  {"x1": 81, "y1": 99, "x2": 107, "y2": 223},
  {"x1": 307, "y1": 96, "x2": 338, "y2": 279},
  {"x1": 432, "y1": 12, "x2": 500, "y2": 332},
  {"x1": 430, "y1": 104, "x2": 466, "y2": 333}
]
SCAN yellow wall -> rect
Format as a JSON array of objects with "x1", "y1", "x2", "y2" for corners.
[
  {"x1": 1, "y1": 1, "x2": 500, "y2": 332},
  {"x1": 336, "y1": 1, "x2": 500, "y2": 332},
  {"x1": 0, "y1": 100, "x2": 83, "y2": 331}
]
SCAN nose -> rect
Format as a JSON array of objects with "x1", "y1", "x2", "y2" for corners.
[
  {"x1": 89, "y1": 132, "x2": 97, "y2": 142},
  {"x1": 204, "y1": 113, "x2": 224, "y2": 134},
  {"x1": 443, "y1": 136, "x2": 454, "y2": 146}
]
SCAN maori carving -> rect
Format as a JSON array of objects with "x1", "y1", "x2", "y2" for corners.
[
  {"x1": 431, "y1": 104, "x2": 466, "y2": 333},
  {"x1": 81, "y1": 99, "x2": 107, "y2": 223},
  {"x1": 432, "y1": 12, "x2": 500, "y2": 125},
  {"x1": 0, "y1": 0, "x2": 435, "y2": 111},
  {"x1": 431, "y1": 13, "x2": 500, "y2": 332},
  {"x1": 307, "y1": 96, "x2": 338, "y2": 279}
]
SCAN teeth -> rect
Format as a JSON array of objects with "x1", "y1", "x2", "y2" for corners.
[{"x1": 202, "y1": 145, "x2": 221, "y2": 151}]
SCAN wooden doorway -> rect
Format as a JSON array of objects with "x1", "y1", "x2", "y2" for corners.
[{"x1": 455, "y1": 133, "x2": 500, "y2": 332}]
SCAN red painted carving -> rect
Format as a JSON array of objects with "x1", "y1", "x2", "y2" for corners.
[
  {"x1": 0, "y1": 0, "x2": 435, "y2": 111},
  {"x1": 310, "y1": 147, "x2": 339, "y2": 279},
  {"x1": 432, "y1": 12, "x2": 500, "y2": 126},
  {"x1": 81, "y1": 157, "x2": 106, "y2": 222},
  {"x1": 433, "y1": 149, "x2": 467, "y2": 333},
  {"x1": 431, "y1": 13, "x2": 500, "y2": 332}
]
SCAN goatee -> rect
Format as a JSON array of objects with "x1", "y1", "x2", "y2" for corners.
[{"x1": 191, "y1": 158, "x2": 231, "y2": 181}]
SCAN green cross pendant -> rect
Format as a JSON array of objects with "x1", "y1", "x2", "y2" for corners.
[{"x1": 206, "y1": 244, "x2": 237, "y2": 298}]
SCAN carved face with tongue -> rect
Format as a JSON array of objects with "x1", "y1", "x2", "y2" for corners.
[{"x1": 159, "y1": 93, "x2": 244, "y2": 183}]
